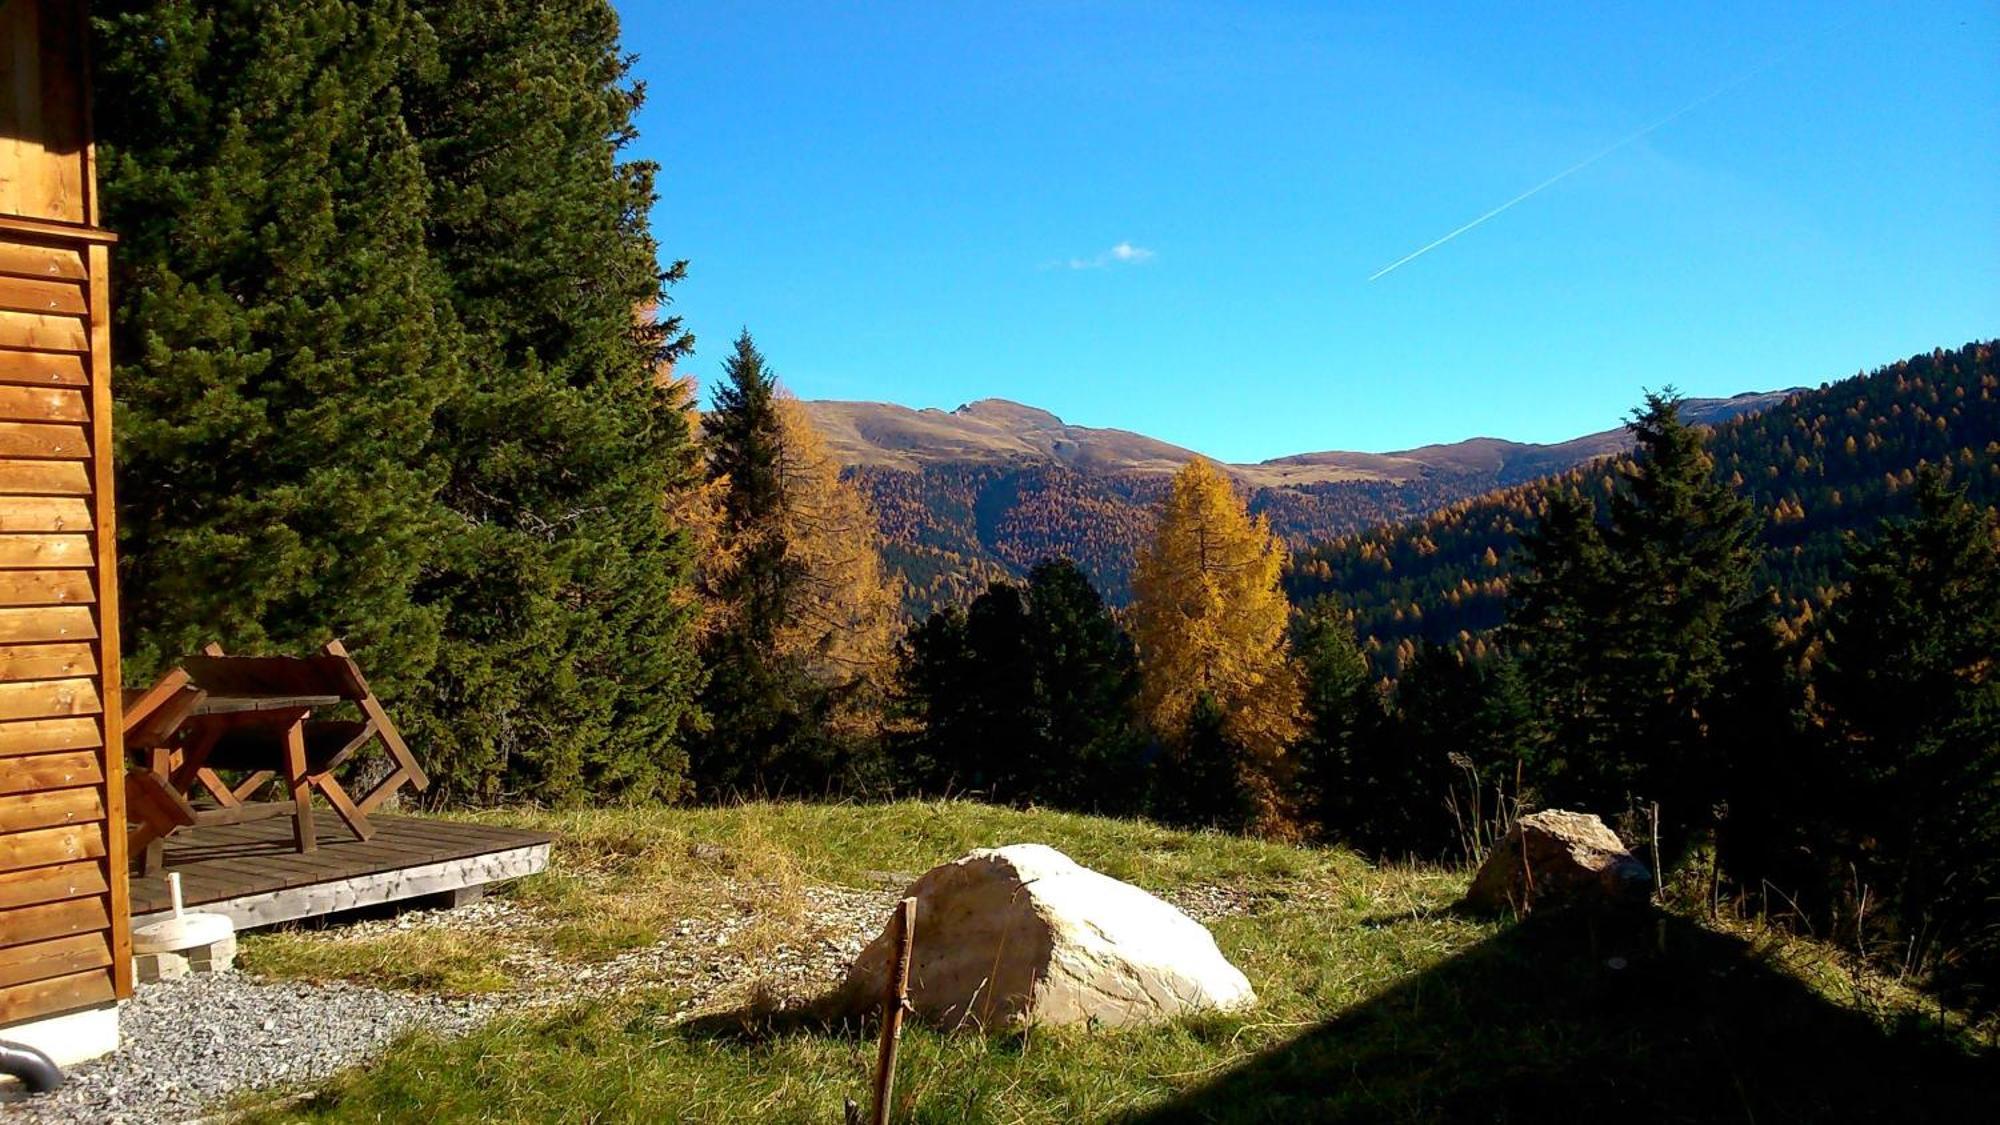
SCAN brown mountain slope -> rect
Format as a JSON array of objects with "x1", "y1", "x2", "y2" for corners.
[
  {"x1": 806, "y1": 398, "x2": 1204, "y2": 476},
  {"x1": 803, "y1": 391, "x2": 1792, "y2": 610},
  {"x1": 807, "y1": 392, "x2": 1792, "y2": 488}
]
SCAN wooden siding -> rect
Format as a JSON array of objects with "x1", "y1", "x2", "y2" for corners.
[
  {"x1": 0, "y1": 1, "x2": 128, "y2": 1029},
  {"x1": 0, "y1": 0, "x2": 95, "y2": 226}
]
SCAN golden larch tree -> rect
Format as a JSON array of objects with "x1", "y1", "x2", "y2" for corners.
[
  {"x1": 768, "y1": 394, "x2": 900, "y2": 696},
  {"x1": 660, "y1": 364, "x2": 740, "y2": 642},
  {"x1": 1131, "y1": 457, "x2": 1304, "y2": 833},
  {"x1": 679, "y1": 382, "x2": 897, "y2": 706}
]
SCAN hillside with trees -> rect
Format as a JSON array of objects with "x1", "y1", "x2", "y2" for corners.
[
  {"x1": 819, "y1": 394, "x2": 1788, "y2": 612},
  {"x1": 1286, "y1": 342, "x2": 2000, "y2": 673}
]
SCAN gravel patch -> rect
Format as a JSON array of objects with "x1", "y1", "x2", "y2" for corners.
[
  {"x1": 520, "y1": 883, "x2": 902, "y2": 1016},
  {"x1": 1161, "y1": 881, "x2": 1266, "y2": 922},
  {"x1": 0, "y1": 974, "x2": 494, "y2": 1125}
]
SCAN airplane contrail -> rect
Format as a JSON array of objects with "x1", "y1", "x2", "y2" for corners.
[{"x1": 1368, "y1": 60, "x2": 1778, "y2": 282}]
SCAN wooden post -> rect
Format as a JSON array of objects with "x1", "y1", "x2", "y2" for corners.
[
  {"x1": 869, "y1": 896, "x2": 918, "y2": 1125},
  {"x1": 283, "y1": 721, "x2": 316, "y2": 853}
]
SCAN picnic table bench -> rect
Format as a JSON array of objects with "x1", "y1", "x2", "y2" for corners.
[{"x1": 121, "y1": 641, "x2": 429, "y2": 875}]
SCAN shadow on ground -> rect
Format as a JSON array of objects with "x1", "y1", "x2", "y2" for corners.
[
  {"x1": 676, "y1": 999, "x2": 858, "y2": 1044},
  {"x1": 1123, "y1": 909, "x2": 1999, "y2": 1124}
]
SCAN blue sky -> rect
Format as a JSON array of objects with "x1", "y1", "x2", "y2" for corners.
[{"x1": 623, "y1": 2, "x2": 1997, "y2": 462}]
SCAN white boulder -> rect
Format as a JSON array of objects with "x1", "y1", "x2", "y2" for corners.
[{"x1": 836, "y1": 844, "x2": 1255, "y2": 1030}]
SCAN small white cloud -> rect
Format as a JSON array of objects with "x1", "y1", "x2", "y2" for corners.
[{"x1": 1047, "y1": 241, "x2": 1158, "y2": 270}]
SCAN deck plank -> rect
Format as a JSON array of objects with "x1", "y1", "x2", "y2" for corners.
[{"x1": 130, "y1": 814, "x2": 550, "y2": 917}]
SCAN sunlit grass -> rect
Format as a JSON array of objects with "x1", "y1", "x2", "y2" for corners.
[
  {"x1": 240, "y1": 800, "x2": 1361, "y2": 992},
  {"x1": 236, "y1": 801, "x2": 2000, "y2": 1122},
  {"x1": 238, "y1": 926, "x2": 515, "y2": 995},
  {"x1": 245, "y1": 808, "x2": 1484, "y2": 1122}
]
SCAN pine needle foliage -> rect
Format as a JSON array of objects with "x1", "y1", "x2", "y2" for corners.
[
  {"x1": 397, "y1": 0, "x2": 702, "y2": 803},
  {"x1": 1503, "y1": 393, "x2": 1762, "y2": 857},
  {"x1": 94, "y1": 0, "x2": 703, "y2": 803},
  {"x1": 896, "y1": 559, "x2": 1143, "y2": 810},
  {"x1": 1814, "y1": 468, "x2": 2000, "y2": 1003},
  {"x1": 96, "y1": 0, "x2": 459, "y2": 692}
]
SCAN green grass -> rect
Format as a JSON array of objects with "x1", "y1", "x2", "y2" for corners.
[
  {"x1": 238, "y1": 801, "x2": 2000, "y2": 1123},
  {"x1": 238, "y1": 926, "x2": 516, "y2": 995},
  {"x1": 470, "y1": 797, "x2": 1358, "y2": 893},
  {"x1": 243, "y1": 800, "x2": 1361, "y2": 987}
]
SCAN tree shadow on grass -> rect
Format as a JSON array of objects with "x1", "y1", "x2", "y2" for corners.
[{"x1": 1125, "y1": 909, "x2": 2000, "y2": 1124}]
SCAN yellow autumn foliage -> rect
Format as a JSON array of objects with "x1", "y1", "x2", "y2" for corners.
[
  {"x1": 678, "y1": 388, "x2": 899, "y2": 708},
  {"x1": 767, "y1": 394, "x2": 899, "y2": 690},
  {"x1": 663, "y1": 370, "x2": 739, "y2": 641},
  {"x1": 1131, "y1": 457, "x2": 1303, "y2": 834}
]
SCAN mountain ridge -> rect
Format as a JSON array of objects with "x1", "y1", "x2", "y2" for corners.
[
  {"x1": 803, "y1": 389, "x2": 1796, "y2": 611},
  {"x1": 805, "y1": 391, "x2": 1794, "y2": 488}
]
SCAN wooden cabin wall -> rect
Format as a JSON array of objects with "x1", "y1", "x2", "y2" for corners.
[
  {"x1": 1, "y1": 0, "x2": 95, "y2": 225},
  {"x1": 0, "y1": 0, "x2": 133, "y2": 1028}
]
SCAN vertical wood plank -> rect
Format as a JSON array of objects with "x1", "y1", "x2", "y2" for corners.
[
  {"x1": 50, "y1": 6, "x2": 87, "y2": 224},
  {"x1": 85, "y1": 241, "x2": 128, "y2": 998},
  {"x1": 74, "y1": 0, "x2": 100, "y2": 229},
  {"x1": 0, "y1": 4, "x2": 37, "y2": 220}
]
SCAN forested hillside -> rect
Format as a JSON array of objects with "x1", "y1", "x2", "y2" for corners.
[
  {"x1": 1286, "y1": 342, "x2": 2000, "y2": 670},
  {"x1": 835, "y1": 393, "x2": 1787, "y2": 610}
]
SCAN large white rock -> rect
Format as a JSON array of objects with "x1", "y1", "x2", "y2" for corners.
[{"x1": 837, "y1": 844, "x2": 1255, "y2": 1030}]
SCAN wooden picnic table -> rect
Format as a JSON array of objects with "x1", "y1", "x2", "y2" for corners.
[{"x1": 122, "y1": 643, "x2": 430, "y2": 875}]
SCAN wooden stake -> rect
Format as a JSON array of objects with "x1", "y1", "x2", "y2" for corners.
[{"x1": 870, "y1": 896, "x2": 918, "y2": 1125}]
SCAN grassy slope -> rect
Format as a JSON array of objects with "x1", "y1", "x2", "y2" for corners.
[{"x1": 246, "y1": 802, "x2": 1998, "y2": 1124}]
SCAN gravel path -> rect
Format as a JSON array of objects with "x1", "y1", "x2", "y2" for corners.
[
  {"x1": 0, "y1": 974, "x2": 495, "y2": 1124},
  {"x1": 0, "y1": 878, "x2": 1255, "y2": 1122}
]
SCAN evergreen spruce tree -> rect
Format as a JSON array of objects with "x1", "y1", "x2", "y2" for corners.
[
  {"x1": 693, "y1": 333, "x2": 896, "y2": 796},
  {"x1": 1149, "y1": 694, "x2": 1256, "y2": 831},
  {"x1": 1505, "y1": 487, "x2": 1615, "y2": 774},
  {"x1": 705, "y1": 334, "x2": 789, "y2": 645},
  {"x1": 1292, "y1": 598, "x2": 1380, "y2": 837},
  {"x1": 1508, "y1": 393, "x2": 1760, "y2": 859},
  {"x1": 955, "y1": 581, "x2": 1040, "y2": 796},
  {"x1": 695, "y1": 332, "x2": 799, "y2": 794},
  {"x1": 97, "y1": 1, "x2": 702, "y2": 804},
  {"x1": 1381, "y1": 644, "x2": 1540, "y2": 860},
  {"x1": 896, "y1": 601, "x2": 992, "y2": 795},
  {"x1": 1815, "y1": 468, "x2": 2000, "y2": 1001},
  {"x1": 95, "y1": 1, "x2": 459, "y2": 696},
  {"x1": 1021, "y1": 559, "x2": 1143, "y2": 811},
  {"x1": 1711, "y1": 592, "x2": 1815, "y2": 901},
  {"x1": 1598, "y1": 392, "x2": 1762, "y2": 855},
  {"x1": 398, "y1": 0, "x2": 702, "y2": 802},
  {"x1": 894, "y1": 561, "x2": 1140, "y2": 809}
]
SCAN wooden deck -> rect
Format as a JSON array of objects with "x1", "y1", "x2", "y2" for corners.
[{"x1": 129, "y1": 815, "x2": 550, "y2": 929}]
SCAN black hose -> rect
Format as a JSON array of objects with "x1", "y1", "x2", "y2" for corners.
[{"x1": 0, "y1": 1040, "x2": 63, "y2": 1094}]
